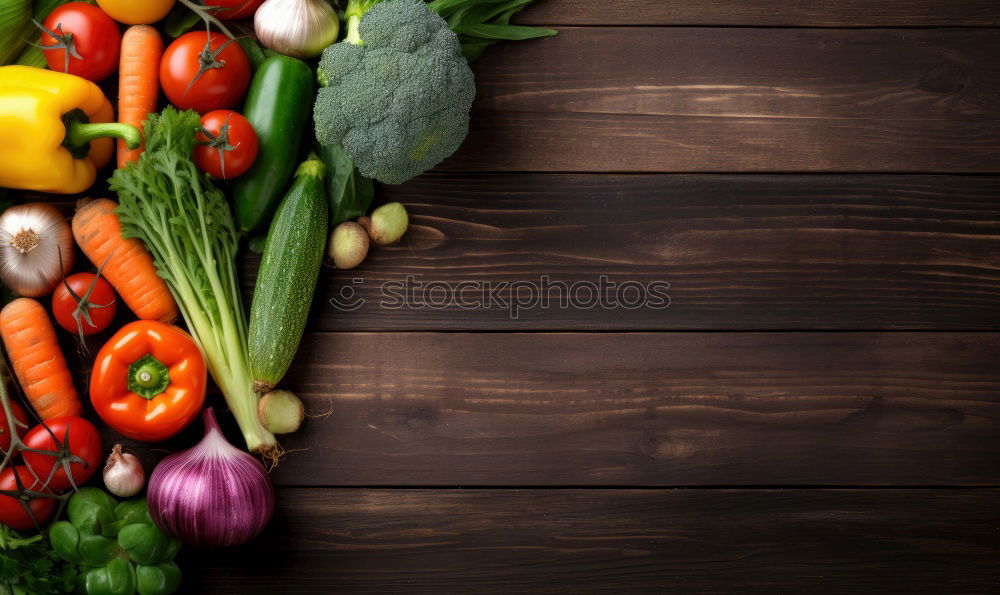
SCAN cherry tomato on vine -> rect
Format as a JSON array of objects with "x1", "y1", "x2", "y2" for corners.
[
  {"x1": 194, "y1": 110, "x2": 259, "y2": 180},
  {"x1": 0, "y1": 466, "x2": 56, "y2": 530},
  {"x1": 39, "y1": 2, "x2": 121, "y2": 81},
  {"x1": 52, "y1": 273, "x2": 117, "y2": 338},
  {"x1": 0, "y1": 399, "x2": 28, "y2": 453},
  {"x1": 21, "y1": 416, "x2": 103, "y2": 491},
  {"x1": 204, "y1": 0, "x2": 265, "y2": 20},
  {"x1": 160, "y1": 31, "x2": 251, "y2": 114}
]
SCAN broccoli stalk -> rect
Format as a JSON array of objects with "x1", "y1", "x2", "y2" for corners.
[
  {"x1": 344, "y1": 0, "x2": 384, "y2": 45},
  {"x1": 317, "y1": 0, "x2": 383, "y2": 86}
]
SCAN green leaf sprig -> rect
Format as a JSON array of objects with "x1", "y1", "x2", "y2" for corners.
[{"x1": 425, "y1": 0, "x2": 557, "y2": 61}]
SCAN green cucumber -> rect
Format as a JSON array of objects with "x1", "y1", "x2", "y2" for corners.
[
  {"x1": 248, "y1": 155, "x2": 329, "y2": 393},
  {"x1": 232, "y1": 54, "x2": 314, "y2": 233}
]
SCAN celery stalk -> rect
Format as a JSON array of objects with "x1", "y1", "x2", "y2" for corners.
[{"x1": 110, "y1": 107, "x2": 277, "y2": 457}]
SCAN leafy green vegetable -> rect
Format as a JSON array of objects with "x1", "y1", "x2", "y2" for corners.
[
  {"x1": 315, "y1": 0, "x2": 475, "y2": 184},
  {"x1": 317, "y1": 143, "x2": 374, "y2": 225},
  {"x1": 236, "y1": 36, "x2": 268, "y2": 71},
  {"x1": 0, "y1": 525, "x2": 77, "y2": 595},
  {"x1": 248, "y1": 235, "x2": 267, "y2": 254},
  {"x1": 110, "y1": 107, "x2": 276, "y2": 455},
  {"x1": 49, "y1": 492, "x2": 182, "y2": 595},
  {"x1": 425, "y1": 0, "x2": 557, "y2": 62},
  {"x1": 164, "y1": 3, "x2": 200, "y2": 38}
]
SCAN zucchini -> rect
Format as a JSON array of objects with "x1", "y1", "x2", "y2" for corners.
[
  {"x1": 232, "y1": 54, "x2": 313, "y2": 233},
  {"x1": 248, "y1": 155, "x2": 329, "y2": 393}
]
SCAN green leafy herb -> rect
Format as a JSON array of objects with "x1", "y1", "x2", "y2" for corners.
[{"x1": 0, "y1": 525, "x2": 77, "y2": 595}]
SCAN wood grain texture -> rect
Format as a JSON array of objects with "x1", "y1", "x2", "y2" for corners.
[
  {"x1": 210, "y1": 331, "x2": 1000, "y2": 487},
  {"x1": 273, "y1": 174, "x2": 1000, "y2": 331},
  {"x1": 516, "y1": 0, "x2": 1000, "y2": 27},
  {"x1": 445, "y1": 28, "x2": 1000, "y2": 172},
  {"x1": 190, "y1": 488, "x2": 1000, "y2": 593}
]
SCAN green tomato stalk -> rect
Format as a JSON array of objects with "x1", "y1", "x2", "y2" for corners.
[{"x1": 111, "y1": 107, "x2": 277, "y2": 458}]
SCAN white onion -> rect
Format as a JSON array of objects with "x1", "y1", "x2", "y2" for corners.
[
  {"x1": 254, "y1": 0, "x2": 340, "y2": 59},
  {"x1": 0, "y1": 203, "x2": 74, "y2": 297},
  {"x1": 103, "y1": 444, "x2": 146, "y2": 498}
]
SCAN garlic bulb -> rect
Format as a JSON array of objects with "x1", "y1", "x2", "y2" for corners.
[
  {"x1": 254, "y1": 0, "x2": 340, "y2": 59},
  {"x1": 103, "y1": 444, "x2": 145, "y2": 498},
  {"x1": 0, "y1": 203, "x2": 74, "y2": 297}
]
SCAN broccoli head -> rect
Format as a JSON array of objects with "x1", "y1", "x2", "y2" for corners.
[{"x1": 314, "y1": 0, "x2": 476, "y2": 185}]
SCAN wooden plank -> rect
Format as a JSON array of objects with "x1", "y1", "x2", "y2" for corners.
[
  {"x1": 222, "y1": 331, "x2": 1000, "y2": 487},
  {"x1": 516, "y1": 1, "x2": 1000, "y2": 27},
  {"x1": 189, "y1": 488, "x2": 1000, "y2": 593},
  {"x1": 445, "y1": 28, "x2": 1000, "y2": 172},
  {"x1": 282, "y1": 174, "x2": 1000, "y2": 331}
]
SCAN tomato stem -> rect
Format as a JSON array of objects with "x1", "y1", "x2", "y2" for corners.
[
  {"x1": 29, "y1": 20, "x2": 82, "y2": 74},
  {"x1": 0, "y1": 363, "x2": 74, "y2": 531},
  {"x1": 183, "y1": 23, "x2": 239, "y2": 99},
  {"x1": 176, "y1": 0, "x2": 236, "y2": 39},
  {"x1": 199, "y1": 112, "x2": 240, "y2": 179},
  {"x1": 63, "y1": 254, "x2": 116, "y2": 350}
]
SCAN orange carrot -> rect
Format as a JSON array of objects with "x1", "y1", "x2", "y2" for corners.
[
  {"x1": 72, "y1": 198, "x2": 179, "y2": 324},
  {"x1": 117, "y1": 25, "x2": 163, "y2": 168},
  {"x1": 0, "y1": 298, "x2": 81, "y2": 421}
]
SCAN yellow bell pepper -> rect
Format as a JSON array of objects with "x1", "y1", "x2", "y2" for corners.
[{"x1": 0, "y1": 65, "x2": 141, "y2": 194}]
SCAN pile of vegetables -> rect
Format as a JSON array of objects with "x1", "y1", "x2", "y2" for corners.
[{"x1": 0, "y1": 0, "x2": 555, "y2": 589}]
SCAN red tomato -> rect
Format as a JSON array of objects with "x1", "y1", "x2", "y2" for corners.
[
  {"x1": 0, "y1": 399, "x2": 28, "y2": 453},
  {"x1": 0, "y1": 466, "x2": 56, "y2": 530},
  {"x1": 205, "y1": 0, "x2": 265, "y2": 19},
  {"x1": 21, "y1": 417, "x2": 102, "y2": 491},
  {"x1": 194, "y1": 110, "x2": 259, "y2": 180},
  {"x1": 52, "y1": 273, "x2": 118, "y2": 337},
  {"x1": 40, "y1": 2, "x2": 121, "y2": 81},
  {"x1": 160, "y1": 31, "x2": 251, "y2": 114}
]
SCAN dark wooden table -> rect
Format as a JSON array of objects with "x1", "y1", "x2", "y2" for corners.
[{"x1": 184, "y1": 2, "x2": 1000, "y2": 591}]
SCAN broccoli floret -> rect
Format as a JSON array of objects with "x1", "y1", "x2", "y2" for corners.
[{"x1": 314, "y1": 0, "x2": 476, "y2": 185}]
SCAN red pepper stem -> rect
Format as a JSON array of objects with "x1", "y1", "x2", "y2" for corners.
[{"x1": 128, "y1": 355, "x2": 170, "y2": 400}]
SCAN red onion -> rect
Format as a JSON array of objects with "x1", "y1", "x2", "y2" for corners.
[{"x1": 148, "y1": 408, "x2": 275, "y2": 547}]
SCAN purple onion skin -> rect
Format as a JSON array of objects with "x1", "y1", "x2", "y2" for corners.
[{"x1": 148, "y1": 408, "x2": 275, "y2": 547}]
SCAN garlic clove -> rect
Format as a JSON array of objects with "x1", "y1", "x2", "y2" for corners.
[{"x1": 104, "y1": 443, "x2": 146, "y2": 498}]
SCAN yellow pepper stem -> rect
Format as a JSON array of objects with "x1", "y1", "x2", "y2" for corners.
[{"x1": 62, "y1": 108, "x2": 142, "y2": 159}]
